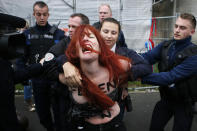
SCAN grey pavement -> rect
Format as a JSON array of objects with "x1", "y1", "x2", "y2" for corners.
[{"x1": 15, "y1": 92, "x2": 197, "y2": 131}]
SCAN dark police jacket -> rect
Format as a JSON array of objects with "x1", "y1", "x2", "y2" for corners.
[
  {"x1": 0, "y1": 59, "x2": 42, "y2": 89},
  {"x1": 23, "y1": 23, "x2": 64, "y2": 64},
  {"x1": 142, "y1": 37, "x2": 197, "y2": 101},
  {"x1": 48, "y1": 36, "x2": 70, "y2": 57}
]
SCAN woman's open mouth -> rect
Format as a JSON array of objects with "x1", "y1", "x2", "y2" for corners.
[{"x1": 82, "y1": 44, "x2": 92, "y2": 53}]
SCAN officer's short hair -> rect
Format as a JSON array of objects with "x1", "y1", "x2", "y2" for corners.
[
  {"x1": 70, "y1": 13, "x2": 89, "y2": 25},
  {"x1": 180, "y1": 13, "x2": 196, "y2": 29},
  {"x1": 99, "y1": 4, "x2": 112, "y2": 15},
  {"x1": 33, "y1": 1, "x2": 48, "y2": 11}
]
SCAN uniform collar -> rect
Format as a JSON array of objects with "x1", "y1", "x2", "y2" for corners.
[
  {"x1": 35, "y1": 22, "x2": 51, "y2": 32},
  {"x1": 173, "y1": 36, "x2": 191, "y2": 45}
]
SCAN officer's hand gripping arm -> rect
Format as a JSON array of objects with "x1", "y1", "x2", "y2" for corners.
[{"x1": 62, "y1": 62, "x2": 82, "y2": 88}]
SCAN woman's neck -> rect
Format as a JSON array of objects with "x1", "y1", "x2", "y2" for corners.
[{"x1": 80, "y1": 60, "x2": 104, "y2": 79}]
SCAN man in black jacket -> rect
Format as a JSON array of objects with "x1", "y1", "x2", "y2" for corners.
[{"x1": 17, "y1": 1, "x2": 64, "y2": 131}]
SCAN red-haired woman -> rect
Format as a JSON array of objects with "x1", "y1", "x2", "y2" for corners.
[{"x1": 58, "y1": 24, "x2": 132, "y2": 131}]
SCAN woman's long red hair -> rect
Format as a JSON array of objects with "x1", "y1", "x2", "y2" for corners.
[{"x1": 66, "y1": 25, "x2": 131, "y2": 109}]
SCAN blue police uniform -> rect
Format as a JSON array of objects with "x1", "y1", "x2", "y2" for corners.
[
  {"x1": 142, "y1": 36, "x2": 197, "y2": 131},
  {"x1": 21, "y1": 23, "x2": 65, "y2": 131},
  {"x1": 48, "y1": 36, "x2": 71, "y2": 57}
]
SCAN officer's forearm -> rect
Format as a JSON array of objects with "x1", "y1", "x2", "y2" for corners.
[{"x1": 14, "y1": 63, "x2": 43, "y2": 84}]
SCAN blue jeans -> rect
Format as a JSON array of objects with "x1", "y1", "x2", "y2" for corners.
[{"x1": 24, "y1": 80, "x2": 32, "y2": 100}]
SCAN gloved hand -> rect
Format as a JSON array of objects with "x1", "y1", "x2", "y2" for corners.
[{"x1": 41, "y1": 53, "x2": 59, "y2": 81}]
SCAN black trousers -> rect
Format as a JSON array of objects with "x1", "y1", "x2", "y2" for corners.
[
  {"x1": 71, "y1": 120, "x2": 126, "y2": 131},
  {"x1": 150, "y1": 99, "x2": 193, "y2": 131},
  {"x1": 0, "y1": 82, "x2": 21, "y2": 131},
  {"x1": 32, "y1": 78, "x2": 54, "y2": 131},
  {"x1": 53, "y1": 84, "x2": 71, "y2": 131},
  {"x1": 0, "y1": 62, "x2": 21, "y2": 131}
]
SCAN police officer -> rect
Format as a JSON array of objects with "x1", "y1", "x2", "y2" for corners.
[
  {"x1": 142, "y1": 13, "x2": 197, "y2": 131},
  {"x1": 20, "y1": 1, "x2": 64, "y2": 131},
  {"x1": 43, "y1": 13, "x2": 90, "y2": 131}
]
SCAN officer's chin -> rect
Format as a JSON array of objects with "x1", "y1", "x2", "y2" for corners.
[
  {"x1": 174, "y1": 36, "x2": 182, "y2": 40},
  {"x1": 39, "y1": 22, "x2": 46, "y2": 26}
]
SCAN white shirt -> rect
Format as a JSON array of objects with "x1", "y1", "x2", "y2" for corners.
[{"x1": 111, "y1": 43, "x2": 116, "y2": 52}]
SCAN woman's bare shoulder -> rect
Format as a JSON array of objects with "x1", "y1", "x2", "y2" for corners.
[{"x1": 118, "y1": 59, "x2": 131, "y2": 71}]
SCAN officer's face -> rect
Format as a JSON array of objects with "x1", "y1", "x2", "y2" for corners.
[
  {"x1": 99, "y1": 6, "x2": 112, "y2": 22},
  {"x1": 100, "y1": 22, "x2": 119, "y2": 49},
  {"x1": 174, "y1": 17, "x2": 195, "y2": 40},
  {"x1": 68, "y1": 16, "x2": 82, "y2": 39},
  {"x1": 33, "y1": 5, "x2": 49, "y2": 26}
]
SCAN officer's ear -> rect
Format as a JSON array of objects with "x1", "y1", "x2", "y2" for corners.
[
  {"x1": 33, "y1": 11, "x2": 35, "y2": 17},
  {"x1": 190, "y1": 29, "x2": 195, "y2": 36}
]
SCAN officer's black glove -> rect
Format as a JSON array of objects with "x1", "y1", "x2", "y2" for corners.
[{"x1": 42, "y1": 53, "x2": 59, "y2": 81}]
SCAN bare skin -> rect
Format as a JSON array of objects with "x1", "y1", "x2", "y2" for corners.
[
  {"x1": 59, "y1": 30, "x2": 131, "y2": 124},
  {"x1": 62, "y1": 21, "x2": 120, "y2": 88}
]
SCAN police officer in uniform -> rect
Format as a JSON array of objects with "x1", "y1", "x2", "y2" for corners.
[
  {"x1": 142, "y1": 13, "x2": 197, "y2": 131},
  {"x1": 20, "y1": 1, "x2": 64, "y2": 131},
  {"x1": 44, "y1": 13, "x2": 90, "y2": 131}
]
